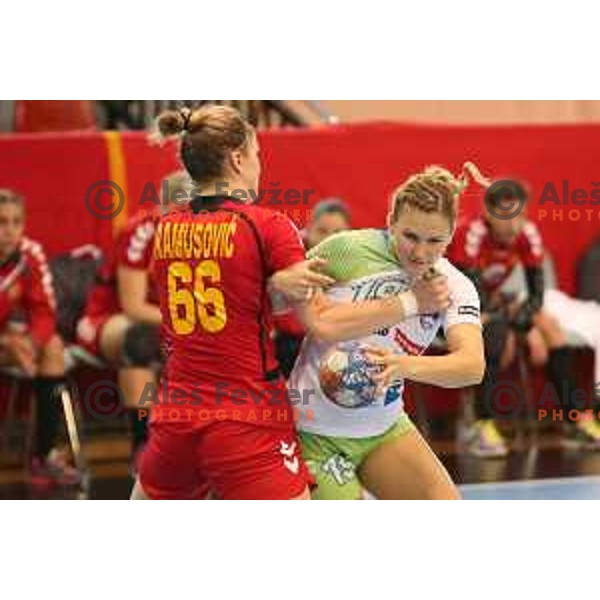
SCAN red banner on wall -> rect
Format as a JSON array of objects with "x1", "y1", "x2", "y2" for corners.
[
  {"x1": 0, "y1": 122, "x2": 598, "y2": 418},
  {"x1": 259, "y1": 121, "x2": 600, "y2": 294},
  {"x1": 0, "y1": 122, "x2": 599, "y2": 293}
]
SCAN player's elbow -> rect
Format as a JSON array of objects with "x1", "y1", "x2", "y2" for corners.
[
  {"x1": 443, "y1": 352, "x2": 485, "y2": 388},
  {"x1": 461, "y1": 355, "x2": 486, "y2": 387}
]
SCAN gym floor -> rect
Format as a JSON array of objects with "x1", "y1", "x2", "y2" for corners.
[{"x1": 3, "y1": 431, "x2": 600, "y2": 499}]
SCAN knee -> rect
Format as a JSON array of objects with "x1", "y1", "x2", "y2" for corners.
[
  {"x1": 534, "y1": 312, "x2": 566, "y2": 348},
  {"x1": 529, "y1": 348, "x2": 548, "y2": 368},
  {"x1": 121, "y1": 323, "x2": 162, "y2": 368},
  {"x1": 527, "y1": 328, "x2": 549, "y2": 367}
]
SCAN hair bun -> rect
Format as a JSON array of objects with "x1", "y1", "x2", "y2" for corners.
[{"x1": 157, "y1": 110, "x2": 186, "y2": 137}]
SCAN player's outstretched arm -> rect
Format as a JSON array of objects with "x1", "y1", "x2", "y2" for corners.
[
  {"x1": 366, "y1": 323, "x2": 485, "y2": 389},
  {"x1": 294, "y1": 273, "x2": 451, "y2": 343},
  {"x1": 295, "y1": 290, "x2": 417, "y2": 342}
]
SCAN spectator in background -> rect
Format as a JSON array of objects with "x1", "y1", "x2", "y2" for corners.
[
  {"x1": 302, "y1": 197, "x2": 351, "y2": 250},
  {"x1": 100, "y1": 101, "x2": 145, "y2": 130},
  {"x1": 14, "y1": 101, "x2": 95, "y2": 133},
  {"x1": 542, "y1": 289, "x2": 600, "y2": 401},
  {"x1": 0, "y1": 189, "x2": 79, "y2": 485},
  {"x1": 275, "y1": 198, "x2": 352, "y2": 377},
  {"x1": 75, "y1": 172, "x2": 192, "y2": 466},
  {"x1": 450, "y1": 179, "x2": 600, "y2": 457}
]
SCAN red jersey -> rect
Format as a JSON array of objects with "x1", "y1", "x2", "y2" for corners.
[
  {"x1": 152, "y1": 198, "x2": 305, "y2": 428},
  {"x1": 0, "y1": 237, "x2": 56, "y2": 346},
  {"x1": 449, "y1": 217, "x2": 545, "y2": 294},
  {"x1": 83, "y1": 211, "x2": 159, "y2": 319}
]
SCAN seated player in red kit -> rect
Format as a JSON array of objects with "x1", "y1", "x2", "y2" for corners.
[
  {"x1": 132, "y1": 105, "x2": 334, "y2": 500},
  {"x1": 450, "y1": 178, "x2": 600, "y2": 456},
  {"x1": 76, "y1": 172, "x2": 192, "y2": 464},
  {"x1": 0, "y1": 189, "x2": 78, "y2": 484}
]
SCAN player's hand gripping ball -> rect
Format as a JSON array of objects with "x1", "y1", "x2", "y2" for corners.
[{"x1": 319, "y1": 343, "x2": 382, "y2": 408}]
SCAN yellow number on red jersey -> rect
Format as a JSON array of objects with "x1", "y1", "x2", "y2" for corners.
[{"x1": 167, "y1": 260, "x2": 227, "y2": 335}]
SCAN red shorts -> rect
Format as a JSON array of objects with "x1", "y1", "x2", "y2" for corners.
[
  {"x1": 138, "y1": 420, "x2": 312, "y2": 500},
  {"x1": 75, "y1": 314, "x2": 113, "y2": 357}
]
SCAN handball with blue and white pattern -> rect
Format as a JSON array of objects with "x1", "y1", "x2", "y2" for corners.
[{"x1": 319, "y1": 343, "x2": 381, "y2": 408}]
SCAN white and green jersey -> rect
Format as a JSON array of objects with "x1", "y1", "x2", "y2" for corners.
[{"x1": 289, "y1": 229, "x2": 481, "y2": 439}]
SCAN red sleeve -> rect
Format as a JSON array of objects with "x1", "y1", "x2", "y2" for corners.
[
  {"x1": 447, "y1": 225, "x2": 468, "y2": 265},
  {"x1": 273, "y1": 311, "x2": 306, "y2": 337},
  {"x1": 517, "y1": 221, "x2": 545, "y2": 268},
  {"x1": 23, "y1": 243, "x2": 57, "y2": 346},
  {"x1": 262, "y1": 211, "x2": 306, "y2": 274},
  {"x1": 118, "y1": 218, "x2": 156, "y2": 270}
]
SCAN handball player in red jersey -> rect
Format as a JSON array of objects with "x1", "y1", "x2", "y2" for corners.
[
  {"x1": 0, "y1": 189, "x2": 79, "y2": 484},
  {"x1": 449, "y1": 177, "x2": 599, "y2": 455},
  {"x1": 132, "y1": 105, "x2": 335, "y2": 499}
]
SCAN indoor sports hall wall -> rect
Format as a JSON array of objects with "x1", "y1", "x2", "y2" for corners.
[
  {"x1": 0, "y1": 123, "x2": 598, "y2": 418},
  {"x1": 0, "y1": 122, "x2": 598, "y2": 294},
  {"x1": 260, "y1": 122, "x2": 600, "y2": 295}
]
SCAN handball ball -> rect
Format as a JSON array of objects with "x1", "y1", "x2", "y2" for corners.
[{"x1": 318, "y1": 343, "x2": 381, "y2": 409}]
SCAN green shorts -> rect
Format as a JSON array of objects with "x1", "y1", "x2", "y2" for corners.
[{"x1": 299, "y1": 414, "x2": 415, "y2": 500}]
